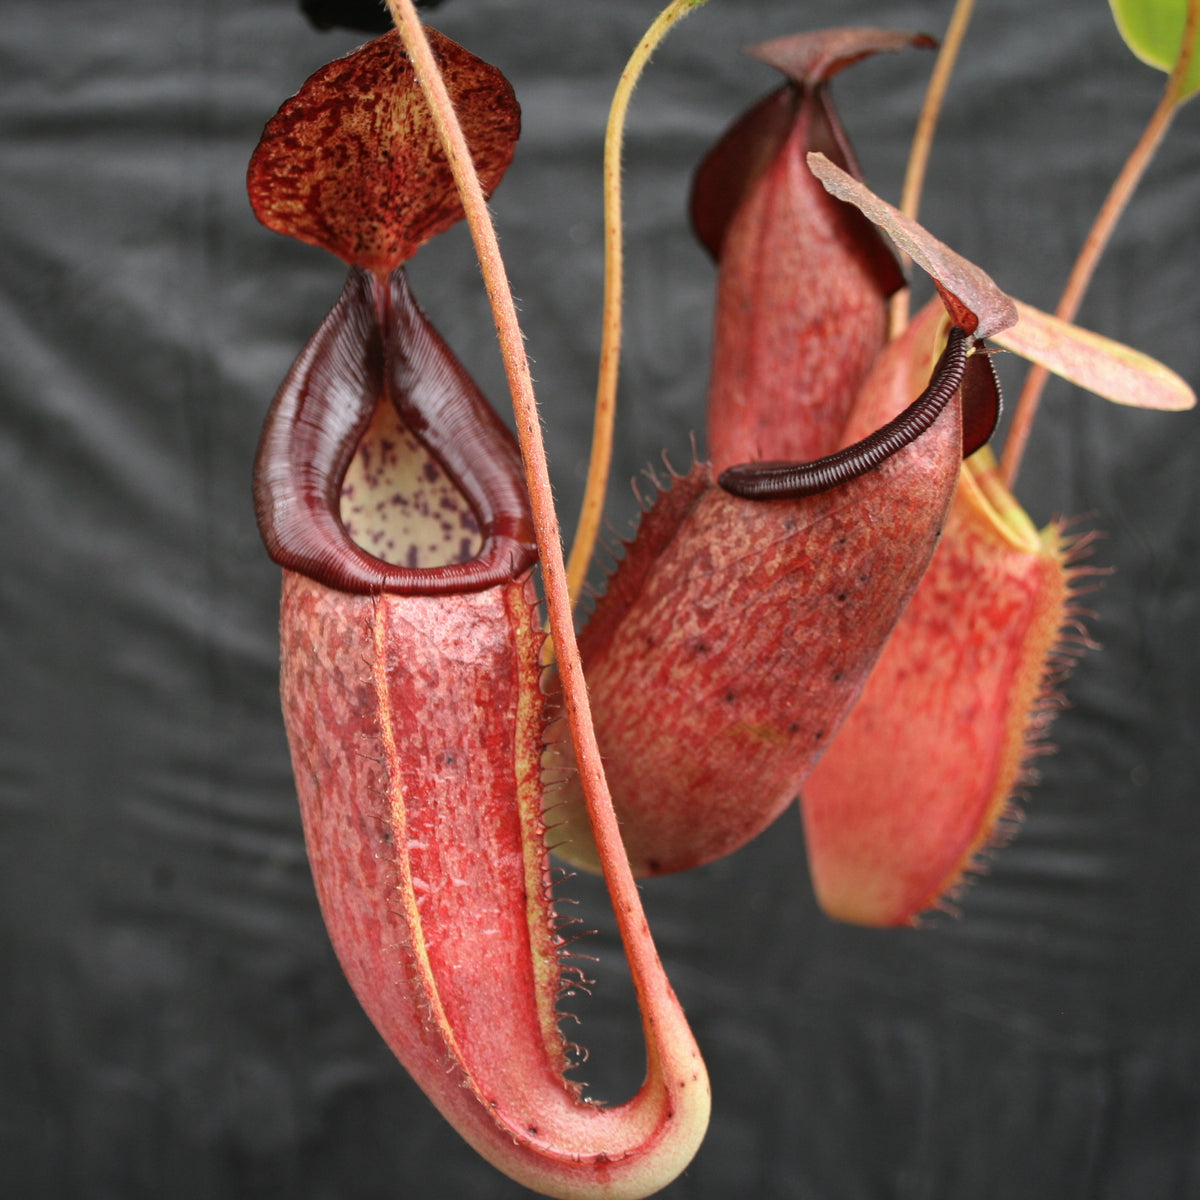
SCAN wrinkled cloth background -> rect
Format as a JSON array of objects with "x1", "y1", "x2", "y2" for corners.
[{"x1": 3, "y1": 1, "x2": 1199, "y2": 1197}]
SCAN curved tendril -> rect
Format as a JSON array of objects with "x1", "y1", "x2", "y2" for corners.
[
  {"x1": 718, "y1": 326, "x2": 968, "y2": 500},
  {"x1": 564, "y1": 0, "x2": 713, "y2": 610}
]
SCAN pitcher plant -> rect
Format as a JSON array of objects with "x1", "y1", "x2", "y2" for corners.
[{"x1": 247, "y1": 0, "x2": 1197, "y2": 1195}]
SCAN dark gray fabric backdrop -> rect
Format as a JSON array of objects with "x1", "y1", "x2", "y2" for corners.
[{"x1": 3, "y1": 1, "x2": 1199, "y2": 1196}]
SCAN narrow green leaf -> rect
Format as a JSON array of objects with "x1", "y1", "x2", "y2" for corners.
[{"x1": 1110, "y1": 0, "x2": 1200, "y2": 100}]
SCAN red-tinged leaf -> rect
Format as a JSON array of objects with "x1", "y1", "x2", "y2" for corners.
[
  {"x1": 247, "y1": 29, "x2": 519, "y2": 272},
  {"x1": 808, "y1": 152, "x2": 1019, "y2": 338},
  {"x1": 996, "y1": 299, "x2": 1196, "y2": 411},
  {"x1": 801, "y1": 446, "x2": 1079, "y2": 926},
  {"x1": 555, "y1": 311, "x2": 963, "y2": 877}
]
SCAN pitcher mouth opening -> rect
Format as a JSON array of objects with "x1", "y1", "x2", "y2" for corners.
[{"x1": 254, "y1": 266, "x2": 537, "y2": 596}]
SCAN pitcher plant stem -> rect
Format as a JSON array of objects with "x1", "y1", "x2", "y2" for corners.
[
  {"x1": 384, "y1": 0, "x2": 702, "y2": 1070},
  {"x1": 999, "y1": 0, "x2": 1199, "y2": 487}
]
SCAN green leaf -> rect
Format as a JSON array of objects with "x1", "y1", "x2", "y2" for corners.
[{"x1": 1110, "y1": 0, "x2": 1200, "y2": 100}]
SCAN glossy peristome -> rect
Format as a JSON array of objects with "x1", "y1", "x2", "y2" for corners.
[
  {"x1": 718, "y1": 326, "x2": 1000, "y2": 498},
  {"x1": 253, "y1": 266, "x2": 536, "y2": 595}
]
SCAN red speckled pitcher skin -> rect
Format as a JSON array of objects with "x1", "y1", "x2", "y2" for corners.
[{"x1": 248, "y1": 30, "x2": 709, "y2": 1197}]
